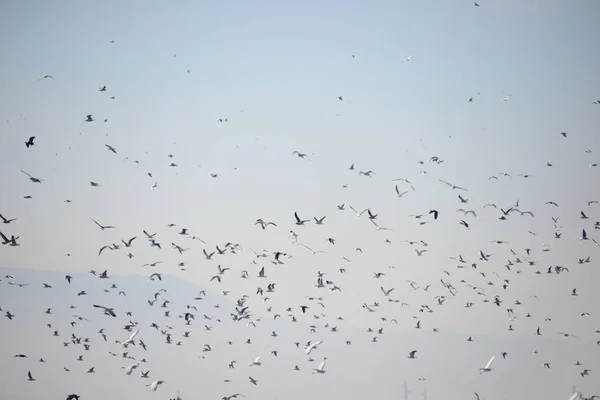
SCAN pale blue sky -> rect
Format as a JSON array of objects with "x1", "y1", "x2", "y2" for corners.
[{"x1": 1, "y1": 0, "x2": 600, "y2": 399}]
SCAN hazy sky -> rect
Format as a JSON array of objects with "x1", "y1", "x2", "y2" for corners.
[{"x1": 1, "y1": 1, "x2": 600, "y2": 399}]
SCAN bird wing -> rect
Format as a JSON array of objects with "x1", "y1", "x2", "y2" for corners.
[{"x1": 485, "y1": 356, "x2": 495, "y2": 369}]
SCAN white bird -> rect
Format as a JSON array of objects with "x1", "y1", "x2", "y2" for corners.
[
  {"x1": 305, "y1": 340, "x2": 323, "y2": 355},
  {"x1": 122, "y1": 363, "x2": 140, "y2": 375},
  {"x1": 313, "y1": 357, "x2": 327, "y2": 373},
  {"x1": 248, "y1": 356, "x2": 262, "y2": 367},
  {"x1": 123, "y1": 330, "x2": 139, "y2": 346},
  {"x1": 147, "y1": 380, "x2": 165, "y2": 391},
  {"x1": 478, "y1": 356, "x2": 495, "y2": 374}
]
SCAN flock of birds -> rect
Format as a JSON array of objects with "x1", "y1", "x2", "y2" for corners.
[{"x1": 2, "y1": 3, "x2": 600, "y2": 400}]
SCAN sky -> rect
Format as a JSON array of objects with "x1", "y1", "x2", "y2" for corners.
[{"x1": 1, "y1": 0, "x2": 600, "y2": 399}]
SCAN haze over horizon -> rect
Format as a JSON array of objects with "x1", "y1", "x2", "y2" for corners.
[{"x1": 1, "y1": 1, "x2": 600, "y2": 399}]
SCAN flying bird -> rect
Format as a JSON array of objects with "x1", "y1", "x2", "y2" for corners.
[{"x1": 478, "y1": 356, "x2": 495, "y2": 374}]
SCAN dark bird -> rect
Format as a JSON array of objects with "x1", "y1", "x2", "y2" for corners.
[
  {"x1": 0, "y1": 214, "x2": 17, "y2": 224},
  {"x1": 90, "y1": 217, "x2": 116, "y2": 230},
  {"x1": 93, "y1": 305, "x2": 117, "y2": 317},
  {"x1": 294, "y1": 212, "x2": 309, "y2": 225},
  {"x1": 25, "y1": 136, "x2": 35, "y2": 148},
  {"x1": 21, "y1": 170, "x2": 42, "y2": 183}
]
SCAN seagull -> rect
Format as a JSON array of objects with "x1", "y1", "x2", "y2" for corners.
[
  {"x1": 149, "y1": 273, "x2": 162, "y2": 281},
  {"x1": 313, "y1": 357, "x2": 327, "y2": 373},
  {"x1": 93, "y1": 305, "x2": 117, "y2": 317},
  {"x1": 438, "y1": 179, "x2": 467, "y2": 191},
  {"x1": 147, "y1": 380, "x2": 165, "y2": 391},
  {"x1": 0, "y1": 214, "x2": 17, "y2": 224},
  {"x1": 299, "y1": 243, "x2": 326, "y2": 255},
  {"x1": 395, "y1": 185, "x2": 408, "y2": 198},
  {"x1": 291, "y1": 151, "x2": 309, "y2": 160},
  {"x1": 349, "y1": 206, "x2": 370, "y2": 217},
  {"x1": 294, "y1": 212, "x2": 310, "y2": 225},
  {"x1": 123, "y1": 330, "x2": 139, "y2": 346},
  {"x1": 20, "y1": 170, "x2": 42, "y2": 183},
  {"x1": 0, "y1": 232, "x2": 20, "y2": 246},
  {"x1": 90, "y1": 218, "x2": 116, "y2": 230},
  {"x1": 248, "y1": 356, "x2": 262, "y2": 367},
  {"x1": 305, "y1": 340, "x2": 323, "y2": 355},
  {"x1": 255, "y1": 219, "x2": 277, "y2": 230},
  {"x1": 478, "y1": 356, "x2": 495, "y2": 374},
  {"x1": 371, "y1": 220, "x2": 392, "y2": 231},
  {"x1": 122, "y1": 237, "x2": 136, "y2": 247}
]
